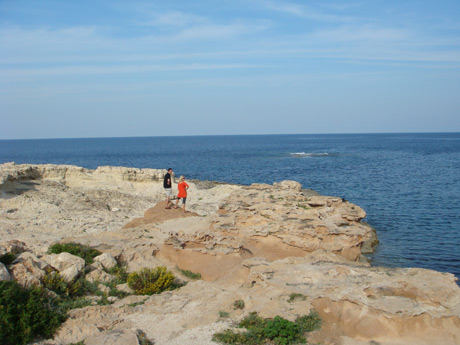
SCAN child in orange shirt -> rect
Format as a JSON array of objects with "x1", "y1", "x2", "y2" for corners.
[{"x1": 174, "y1": 176, "x2": 189, "y2": 212}]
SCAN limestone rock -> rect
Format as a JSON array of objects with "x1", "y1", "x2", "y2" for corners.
[
  {"x1": 84, "y1": 329, "x2": 142, "y2": 345},
  {"x1": 2, "y1": 163, "x2": 459, "y2": 345},
  {"x1": 10, "y1": 252, "x2": 50, "y2": 287},
  {"x1": 98, "y1": 283, "x2": 111, "y2": 295},
  {"x1": 94, "y1": 252, "x2": 117, "y2": 270},
  {"x1": 86, "y1": 268, "x2": 116, "y2": 283},
  {"x1": 1, "y1": 239, "x2": 27, "y2": 254},
  {"x1": 0, "y1": 263, "x2": 11, "y2": 281},
  {"x1": 117, "y1": 283, "x2": 134, "y2": 294},
  {"x1": 42, "y1": 252, "x2": 85, "y2": 282}
]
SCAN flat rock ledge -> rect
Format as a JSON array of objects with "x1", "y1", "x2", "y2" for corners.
[{"x1": 1, "y1": 163, "x2": 459, "y2": 345}]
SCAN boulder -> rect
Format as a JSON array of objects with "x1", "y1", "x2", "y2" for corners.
[
  {"x1": 0, "y1": 263, "x2": 11, "y2": 281},
  {"x1": 116, "y1": 283, "x2": 134, "y2": 294},
  {"x1": 94, "y1": 252, "x2": 117, "y2": 270},
  {"x1": 86, "y1": 268, "x2": 116, "y2": 283},
  {"x1": 42, "y1": 252, "x2": 85, "y2": 282},
  {"x1": 10, "y1": 252, "x2": 50, "y2": 287},
  {"x1": 1, "y1": 240, "x2": 28, "y2": 254}
]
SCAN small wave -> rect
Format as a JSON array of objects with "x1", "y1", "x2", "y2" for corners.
[{"x1": 290, "y1": 152, "x2": 331, "y2": 158}]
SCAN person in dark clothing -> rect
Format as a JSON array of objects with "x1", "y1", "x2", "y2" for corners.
[{"x1": 164, "y1": 168, "x2": 173, "y2": 209}]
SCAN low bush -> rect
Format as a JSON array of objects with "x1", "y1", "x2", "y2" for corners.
[
  {"x1": 48, "y1": 242, "x2": 101, "y2": 265},
  {"x1": 213, "y1": 311, "x2": 321, "y2": 345},
  {"x1": 288, "y1": 293, "x2": 306, "y2": 303},
  {"x1": 106, "y1": 263, "x2": 129, "y2": 284},
  {"x1": 219, "y1": 311, "x2": 230, "y2": 319},
  {"x1": 238, "y1": 312, "x2": 267, "y2": 330},
  {"x1": 0, "y1": 253, "x2": 16, "y2": 266},
  {"x1": 42, "y1": 271, "x2": 83, "y2": 297},
  {"x1": 295, "y1": 311, "x2": 321, "y2": 333},
  {"x1": 233, "y1": 299, "x2": 245, "y2": 310},
  {"x1": 127, "y1": 266, "x2": 175, "y2": 295},
  {"x1": 263, "y1": 316, "x2": 304, "y2": 345},
  {"x1": 0, "y1": 280, "x2": 66, "y2": 345}
]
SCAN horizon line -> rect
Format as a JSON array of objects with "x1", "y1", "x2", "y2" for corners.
[{"x1": 2, "y1": 131, "x2": 460, "y2": 141}]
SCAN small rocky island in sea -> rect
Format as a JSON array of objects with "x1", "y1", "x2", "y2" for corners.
[{"x1": 1, "y1": 162, "x2": 459, "y2": 345}]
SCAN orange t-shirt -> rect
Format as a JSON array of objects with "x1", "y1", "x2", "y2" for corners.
[{"x1": 177, "y1": 181, "x2": 189, "y2": 198}]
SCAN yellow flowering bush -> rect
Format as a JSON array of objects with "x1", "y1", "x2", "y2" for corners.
[{"x1": 127, "y1": 267, "x2": 175, "y2": 295}]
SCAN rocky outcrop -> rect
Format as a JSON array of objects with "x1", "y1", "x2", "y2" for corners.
[
  {"x1": 42, "y1": 252, "x2": 86, "y2": 282},
  {"x1": 0, "y1": 162, "x2": 238, "y2": 254},
  {"x1": 0, "y1": 163, "x2": 459, "y2": 345}
]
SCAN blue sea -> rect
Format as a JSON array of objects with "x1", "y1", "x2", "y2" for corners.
[{"x1": 1, "y1": 133, "x2": 459, "y2": 281}]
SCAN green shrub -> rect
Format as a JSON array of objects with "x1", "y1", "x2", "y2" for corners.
[
  {"x1": 0, "y1": 280, "x2": 66, "y2": 345},
  {"x1": 288, "y1": 293, "x2": 306, "y2": 303},
  {"x1": 42, "y1": 271, "x2": 83, "y2": 297},
  {"x1": 219, "y1": 311, "x2": 230, "y2": 318},
  {"x1": 213, "y1": 312, "x2": 321, "y2": 345},
  {"x1": 106, "y1": 263, "x2": 129, "y2": 284},
  {"x1": 295, "y1": 311, "x2": 321, "y2": 333},
  {"x1": 0, "y1": 253, "x2": 16, "y2": 266},
  {"x1": 233, "y1": 299, "x2": 245, "y2": 310},
  {"x1": 263, "y1": 316, "x2": 305, "y2": 345},
  {"x1": 212, "y1": 328, "x2": 266, "y2": 345},
  {"x1": 127, "y1": 267, "x2": 175, "y2": 295},
  {"x1": 238, "y1": 312, "x2": 267, "y2": 330},
  {"x1": 48, "y1": 242, "x2": 101, "y2": 265}
]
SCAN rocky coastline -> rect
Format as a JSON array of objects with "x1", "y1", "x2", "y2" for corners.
[{"x1": 1, "y1": 162, "x2": 459, "y2": 345}]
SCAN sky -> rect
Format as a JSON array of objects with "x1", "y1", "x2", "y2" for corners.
[{"x1": 1, "y1": 0, "x2": 460, "y2": 139}]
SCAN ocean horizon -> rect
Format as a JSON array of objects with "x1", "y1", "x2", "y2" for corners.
[
  {"x1": 2, "y1": 131, "x2": 459, "y2": 141},
  {"x1": 1, "y1": 132, "x2": 459, "y2": 281}
]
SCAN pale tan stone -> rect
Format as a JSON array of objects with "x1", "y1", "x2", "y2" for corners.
[{"x1": 1, "y1": 163, "x2": 459, "y2": 345}]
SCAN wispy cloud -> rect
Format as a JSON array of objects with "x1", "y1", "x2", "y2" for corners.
[
  {"x1": 141, "y1": 11, "x2": 205, "y2": 27},
  {"x1": 262, "y1": 0, "x2": 356, "y2": 22},
  {"x1": 309, "y1": 25, "x2": 410, "y2": 42},
  {"x1": 1, "y1": 63, "x2": 261, "y2": 81}
]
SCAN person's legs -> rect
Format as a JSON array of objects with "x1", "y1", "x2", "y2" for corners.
[
  {"x1": 182, "y1": 197, "x2": 187, "y2": 212},
  {"x1": 174, "y1": 198, "x2": 180, "y2": 208},
  {"x1": 165, "y1": 189, "x2": 172, "y2": 208}
]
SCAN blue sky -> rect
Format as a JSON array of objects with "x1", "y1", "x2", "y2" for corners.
[{"x1": 1, "y1": 0, "x2": 459, "y2": 139}]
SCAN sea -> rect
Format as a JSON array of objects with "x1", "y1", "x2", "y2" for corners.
[{"x1": 1, "y1": 133, "x2": 459, "y2": 281}]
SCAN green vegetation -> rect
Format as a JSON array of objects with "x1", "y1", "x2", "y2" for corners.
[
  {"x1": 0, "y1": 253, "x2": 16, "y2": 266},
  {"x1": 138, "y1": 331, "x2": 154, "y2": 345},
  {"x1": 1, "y1": 249, "x2": 179, "y2": 344},
  {"x1": 177, "y1": 267, "x2": 202, "y2": 280},
  {"x1": 106, "y1": 263, "x2": 128, "y2": 283},
  {"x1": 295, "y1": 312, "x2": 321, "y2": 333},
  {"x1": 212, "y1": 311, "x2": 321, "y2": 345},
  {"x1": 127, "y1": 266, "x2": 175, "y2": 295},
  {"x1": 233, "y1": 299, "x2": 245, "y2": 310},
  {"x1": 0, "y1": 280, "x2": 66, "y2": 345},
  {"x1": 263, "y1": 316, "x2": 305, "y2": 345},
  {"x1": 42, "y1": 271, "x2": 84, "y2": 297},
  {"x1": 288, "y1": 293, "x2": 306, "y2": 303},
  {"x1": 48, "y1": 242, "x2": 102, "y2": 265},
  {"x1": 219, "y1": 311, "x2": 230, "y2": 319}
]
